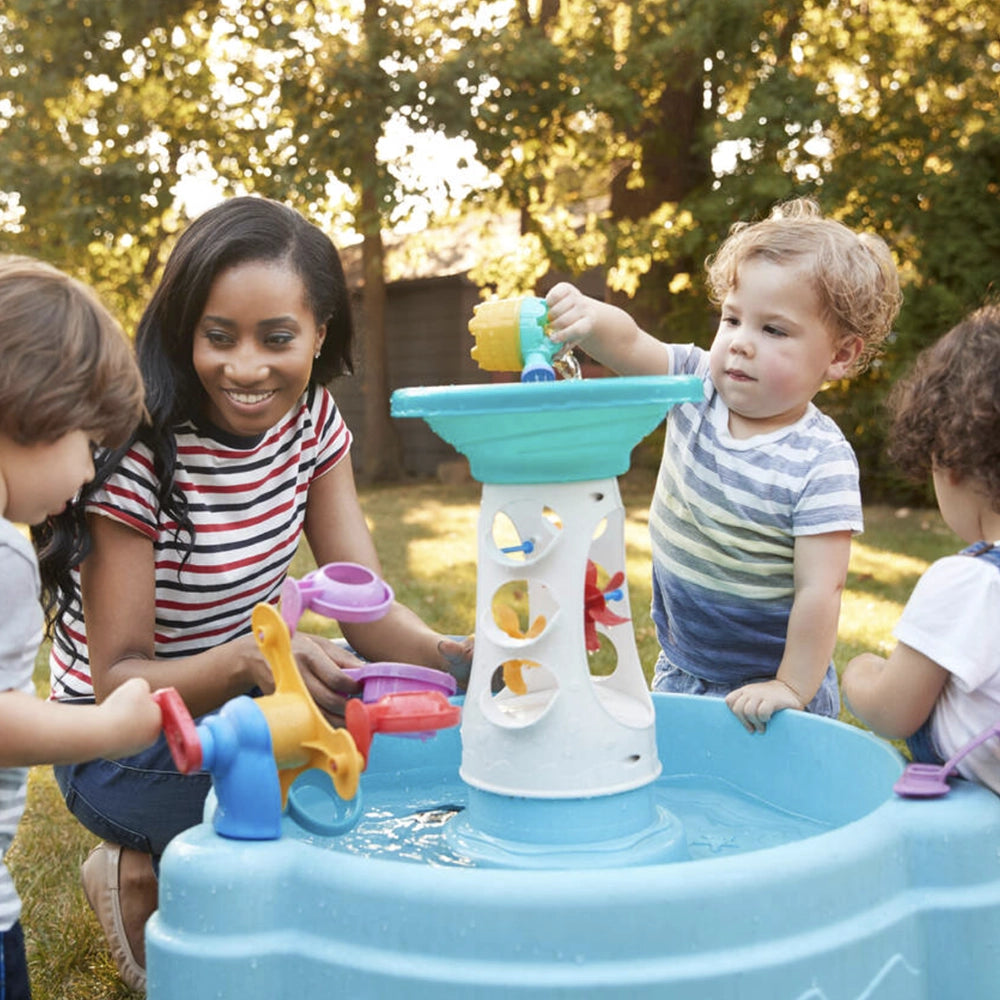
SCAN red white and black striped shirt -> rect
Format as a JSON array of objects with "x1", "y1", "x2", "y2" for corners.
[{"x1": 50, "y1": 385, "x2": 351, "y2": 701}]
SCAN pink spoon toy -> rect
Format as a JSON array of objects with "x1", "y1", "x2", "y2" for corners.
[{"x1": 894, "y1": 720, "x2": 1000, "y2": 798}]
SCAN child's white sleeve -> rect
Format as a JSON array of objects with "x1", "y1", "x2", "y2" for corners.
[{"x1": 893, "y1": 555, "x2": 1000, "y2": 690}]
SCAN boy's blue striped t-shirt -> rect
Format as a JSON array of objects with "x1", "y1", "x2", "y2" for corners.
[{"x1": 650, "y1": 344, "x2": 863, "y2": 685}]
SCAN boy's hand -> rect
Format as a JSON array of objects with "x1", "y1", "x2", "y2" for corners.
[
  {"x1": 101, "y1": 678, "x2": 166, "y2": 757},
  {"x1": 545, "y1": 282, "x2": 600, "y2": 347},
  {"x1": 725, "y1": 678, "x2": 805, "y2": 734}
]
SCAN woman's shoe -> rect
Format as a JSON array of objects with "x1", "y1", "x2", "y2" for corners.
[{"x1": 80, "y1": 842, "x2": 146, "y2": 992}]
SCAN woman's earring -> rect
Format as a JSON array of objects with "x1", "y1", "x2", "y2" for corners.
[{"x1": 314, "y1": 349, "x2": 321, "y2": 359}]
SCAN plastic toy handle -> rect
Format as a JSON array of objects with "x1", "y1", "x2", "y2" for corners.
[
  {"x1": 285, "y1": 770, "x2": 366, "y2": 838},
  {"x1": 280, "y1": 577, "x2": 303, "y2": 634},
  {"x1": 252, "y1": 603, "x2": 367, "y2": 802},
  {"x1": 325, "y1": 728, "x2": 365, "y2": 800},
  {"x1": 346, "y1": 691, "x2": 461, "y2": 763},
  {"x1": 940, "y1": 719, "x2": 1000, "y2": 775},
  {"x1": 153, "y1": 687, "x2": 203, "y2": 774}
]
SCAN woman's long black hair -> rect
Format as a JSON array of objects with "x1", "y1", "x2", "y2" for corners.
[{"x1": 36, "y1": 196, "x2": 355, "y2": 628}]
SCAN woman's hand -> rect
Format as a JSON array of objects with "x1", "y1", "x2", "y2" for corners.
[
  {"x1": 437, "y1": 635, "x2": 474, "y2": 688},
  {"x1": 294, "y1": 633, "x2": 364, "y2": 725},
  {"x1": 255, "y1": 633, "x2": 364, "y2": 726}
]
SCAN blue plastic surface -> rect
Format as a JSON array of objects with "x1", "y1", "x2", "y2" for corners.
[
  {"x1": 147, "y1": 694, "x2": 1000, "y2": 998},
  {"x1": 197, "y1": 696, "x2": 283, "y2": 841},
  {"x1": 517, "y1": 296, "x2": 557, "y2": 381},
  {"x1": 391, "y1": 377, "x2": 704, "y2": 483}
]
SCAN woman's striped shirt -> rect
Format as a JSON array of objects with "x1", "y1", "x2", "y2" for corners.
[{"x1": 50, "y1": 384, "x2": 351, "y2": 701}]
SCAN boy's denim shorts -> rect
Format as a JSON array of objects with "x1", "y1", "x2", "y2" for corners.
[
  {"x1": 0, "y1": 920, "x2": 30, "y2": 1000},
  {"x1": 652, "y1": 652, "x2": 841, "y2": 718},
  {"x1": 905, "y1": 717, "x2": 945, "y2": 765}
]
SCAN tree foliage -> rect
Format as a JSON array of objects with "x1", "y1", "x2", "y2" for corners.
[
  {"x1": 0, "y1": 0, "x2": 230, "y2": 326},
  {"x1": 444, "y1": 0, "x2": 999, "y2": 497},
  {"x1": 1, "y1": 0, "x2": 997, "y2": 493}
]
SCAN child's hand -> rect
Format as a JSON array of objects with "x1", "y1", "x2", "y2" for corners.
[
  {"x1": 100, "y1": 678, "x2": 165, "y2": 758},
  {"x1": 545, "y1": 282, "x2": 600, "y2": 347},
  {"x1": 725, "y1": 679, "x2": 805, "y2": 734}
]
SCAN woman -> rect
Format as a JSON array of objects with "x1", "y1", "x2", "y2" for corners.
[{"x1": 40, "y1": 197, "x2": 471, "y2": 991}]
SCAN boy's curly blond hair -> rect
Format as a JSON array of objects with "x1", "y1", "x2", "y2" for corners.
[{"x1": 705, "y1": 198, "x2": 902, "y2": 376}]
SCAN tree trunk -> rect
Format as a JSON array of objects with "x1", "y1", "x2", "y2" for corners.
[
  {"x1": 357, "y1": 187, "x2": 403, "y2": 483},
  {"x1": 608, "y1": 55, "x2": 709, "y2": 337}
]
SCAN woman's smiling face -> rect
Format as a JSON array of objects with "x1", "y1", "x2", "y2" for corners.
[{"x1": 192, "y1": 260, "x2": 325, "y2": 437}]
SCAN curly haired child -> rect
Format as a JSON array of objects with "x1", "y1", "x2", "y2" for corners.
[{"x1": 843, "y1": 303, "x2": 1000, "y2": 793}]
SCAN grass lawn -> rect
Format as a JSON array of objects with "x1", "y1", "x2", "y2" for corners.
[{"x1": 7, "y1": 472, "x2": 960, "y2": 998}]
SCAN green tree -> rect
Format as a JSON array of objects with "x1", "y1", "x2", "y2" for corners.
[
  {"x1": 450, "y1": 1, "x2": 803, "y2": 332},
  {"x1": 448, "y1": 0, "x2": 999, "y2": 496},
  {"x1": 1, "y1": 0, "x2": 483, "y2": 481},
  {"x1": 0, "y1": 0, "x2": 229, "y2": 327},
  {"x1": 2, "y1": 0, "x2": 998, "y2": 494},
  {"x1": 756, "y1": 0, "x2": 1000, "y2": 499},
  {"x1": 216, "y1": 0, "x2": 481, "y2": 481}
]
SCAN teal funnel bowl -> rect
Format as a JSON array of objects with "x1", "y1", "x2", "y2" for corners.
[{"x1": 390, "y1": 376, "x2": 703, "y2": 483}]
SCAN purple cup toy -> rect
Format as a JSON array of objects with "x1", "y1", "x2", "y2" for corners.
[
  {"x1": 894, "y1": 719, "x2": 1000, "y2": 798},
  {"x1": 280, "y1": 564, "x2": 455, "y2": 734},
  {"x1": 342, "y1": 662, "x2": 458, "y2": 703},
  {"x1": 281, "y1": 562, "x2": 394, "y2": 634}
]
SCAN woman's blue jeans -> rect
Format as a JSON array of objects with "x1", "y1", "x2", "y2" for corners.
[{"x1": 53, "y1": 731, "x2": 211, "y2": 861}]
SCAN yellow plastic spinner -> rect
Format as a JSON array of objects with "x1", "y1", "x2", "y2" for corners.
[
  {"x1": 469, "y1": 298, "x2": 525, "y2": 371},
  {"x1": 251, "y1": 603, "x2": 365, "y2": 802}
]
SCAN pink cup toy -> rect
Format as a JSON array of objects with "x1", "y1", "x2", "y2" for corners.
[
  {"x1": 281, "y1": 562, "x2": 394, "y2": 633},
  {"x1": 343, "y1": 663, "x2": 458, "y2": 741},
  {"x1": 346, "y1": 691, "x2": 461, "y2": 764}
]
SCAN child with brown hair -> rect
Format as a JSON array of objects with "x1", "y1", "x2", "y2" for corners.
[
  {"x1": 546, "y1": 198, "x2": 901, "y2": 734},
  {"x1": 0, "y1": 255, "x2": 163, "y2": 1000},
  {"x1": 843, "y1": 304, "x2": 1000, "y2": 793}
]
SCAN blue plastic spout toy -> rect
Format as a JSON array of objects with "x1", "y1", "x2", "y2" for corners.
[
  {"x1": 154, "y1": 599, "x2": 462, "y2": 842},
  {"x1": 195, "y1": 696, "x2": 284, "y2": 840},
  {"x1": 155, "y1": 605, "x2": 369, "y2": 841},
  {"x1": 469, "y1": 296, "x2": 562, "y2": 381}
]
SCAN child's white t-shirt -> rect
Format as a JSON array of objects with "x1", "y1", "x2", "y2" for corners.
[{"x1": 893, "y1": 545, "x2": 1000, "y2": 793}]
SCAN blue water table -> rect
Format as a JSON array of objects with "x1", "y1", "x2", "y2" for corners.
[{"x1": 145, "y1": 299, "x2": 1000, "y2": 999}]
